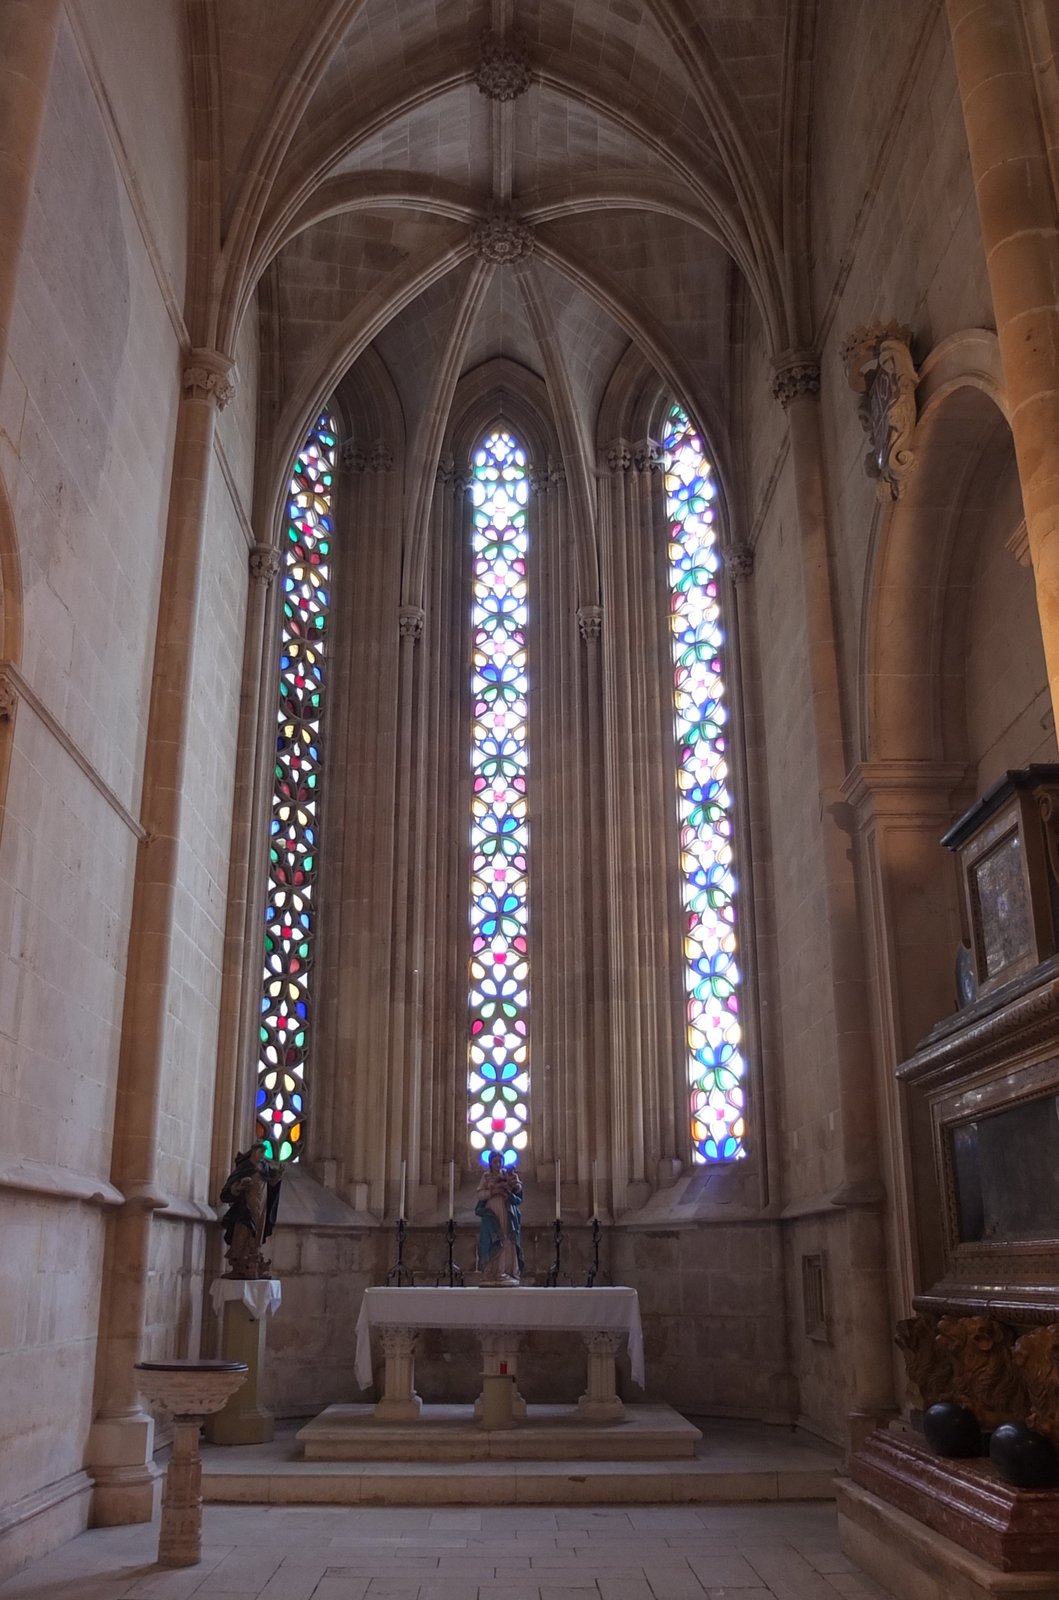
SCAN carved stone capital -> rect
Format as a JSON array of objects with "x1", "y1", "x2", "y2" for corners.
[
  {"x1": 633, "y1": 439, "x2": 662, "y2": 473},
  {"x1": 771, "y1": 354, "x2": 821, "y2": 409},
  {"x1": 341, "y1": 438, "x2": 394, "y2": 473},
  {"x1": 840, "y1": 320, "x2": 919, "y2": 502},
  {"x1": 577, "y1": 605, "x2": 602, "y2": 643},
  {"x1": 474, "y1": 31, "x2": 531, "y2": 100},
  {"x1": 471, "y1": 206, "x2": 534, "y2": 264},
  {"x1": 182, "y1": 349, "x2": 236, "y2": 411},
  {"x1": 605, "y1": 438, "x2": 632, "y2": 472},
  {"x1": 379, "y1": 1326, "x2": 418, "y2": 1359},
  {"x1": 584, "y1": 1331, "x2": 622, "y2": 1357},
  {"x1": 398, "y1": 605, "x2": 425, "y2": 642},
  {"x1": 249, "y1": 544, "x2": 282, "y2": 586},
  {"x1": 723, "y1": 544, "x2": 755, "y2": 582},
  {"x1": 0, "y1": 669, "x2": 17, "y2": 721}
]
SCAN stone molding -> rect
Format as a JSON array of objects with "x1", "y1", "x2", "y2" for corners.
[
  {"x1": 577, "y1": 605, "x2": 602, "y2": 642},
  {"x1": 0, "y1": 667, "x2": 17, "y2": 721},
  {"x1": 341, "y1": 438, "x2": 394, "y2": 473},
  {"x1": 182, "y1": 348, "x2": 236, "y2": 411},
  {"x1": 841, "y1": 761, "x2": 970, "y2": 826},
  {"x1": 896, "y1": 965, "x2": 1059, "y2": 1088},
  {"x1": 0, "y1": 1156, "x2": 124, "y2": 1209},
  {"x1": 770, "y1": 354, "x2": 821, "y2": 408},
  {"x1": 722, "y1": 545, "x2": 754, "y2": 582},
  {"x1": 470, "y1": 206, "x2": 535, "y2": 263},
  {"x1": 840, "y1": 320, "x2": 919, "y2": 502},
  {"x1": 474, "y1": 31, "x2": 531, "y2": 100},
  {"x1": 398, "y1": 605, "x2": 425, "y2": 642},
  {"x1": 249, "y1": 544, "x2": 282, "y2": 586}
]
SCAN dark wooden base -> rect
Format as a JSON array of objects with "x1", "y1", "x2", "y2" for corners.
[{"x1": 850, "y1": 1428, "x2": 1059, "y2": 1572}]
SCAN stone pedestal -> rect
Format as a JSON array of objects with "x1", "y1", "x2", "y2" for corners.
[
  {"x1": 373, "y1": 1327, "x2": 422, "y2": 1422},
  {"x1": 479, "y1": 1372, "x2": 519, "y2": 1431},
  {"x1": 578, "y1": 1331, "x2": 625, "y2": 1423},
  {"x1": 474, "y1": 1333, "x2": 527, "y2": 1421},
  {"x1": 205, "y1": 1300, "x2": 274, "y2": 1446},
  {"x1": 134, "y1": 1361, "x2": 247, "y2": 1567}
]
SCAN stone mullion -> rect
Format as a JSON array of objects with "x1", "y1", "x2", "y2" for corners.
[
  {"x1": 452, "y1": 482, "x2": 475, "y2": 1179},
  {"x1": 527, "y1": 477, "x2": 553, "y2": 1175},
  {"x1": 580, "y1": 597, "x2": 610, "y2": 1214},
  {"x1": 639, "y1": 459, "x2": 684, "y2": 1175},
  {"x1": 600, "y1": 462, "x2": 645, "y2": 1209}
]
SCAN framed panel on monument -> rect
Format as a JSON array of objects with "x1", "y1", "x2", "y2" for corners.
[{"x1": 941, "y1": 765, "x2": 1059, "y2": 1000}]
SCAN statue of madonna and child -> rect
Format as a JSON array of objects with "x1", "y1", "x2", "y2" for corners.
[{"x1": 475, "y1": 1151, "x2": 524, "y2": 1284}]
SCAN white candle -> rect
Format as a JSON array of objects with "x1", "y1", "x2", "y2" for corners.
[
  {"x1": 592, "y1": 1159, "x2": 599, "y2": 1221},
  {"x1": 399, "y1": 1159, "x2": 406, "y2": 1221},
  {"x1": 555, "y1": 1157, "x2": 561, "y2": 1221},
  {"x1": 448, "y1": 1159, "x2": 454, "y2": 1220}
]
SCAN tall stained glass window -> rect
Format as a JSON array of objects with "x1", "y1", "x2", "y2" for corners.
[
  {"x1": 663, "y1": 404, "x2": 745, "y2": 1161},
  {"x1": 256, "y1": 413, "x2": 337, "y2": 1163},
  {"x1": 467, "y1": 429, "x2": 531, "y2": 1167}
]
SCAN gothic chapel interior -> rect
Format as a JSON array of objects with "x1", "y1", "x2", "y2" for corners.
[{"x1": 3, "y1": 0, "x2": 1059, "y2": 1595}]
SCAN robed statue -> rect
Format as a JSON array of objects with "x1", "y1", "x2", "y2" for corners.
[
  {"x1": 220, "y1": 1142, "x2": 282, "y2": 1279},
  {"x1": 476, "y1": 1151, "x2": 523, "y2": 1284}
]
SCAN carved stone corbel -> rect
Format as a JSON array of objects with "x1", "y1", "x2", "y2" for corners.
[
  {"x1": 895, "y1": 1314, "x2": 953, "y2": 1408},
  {"x1": 770, "y1": 356, "x2": 820, "y2": 409},
  {"x1": 722, "y1": 545, "x2": 755, "y2": 583},
  {"x1": 840, "y1": 320, "x2": 919, "y2": 502},
  {"x1": 1014, "y1": 1324, "x2": 1059, "y2": 1443},
  {"x1": 398, "y1": 606, "x2": 425, "y2": 642},
  {"x1": 577, "y1": 605, "x2": 602, "y2": 643},
  {"x1": 182, "y1": 349, "x2": 236, "y2": 411},
  {"x1": 341, "y1": 438, "x2": 394, "y2": 473},
  {"x1": 249, "y1": 544, "x2": 282, "y2": 587},
  {"x1": 936, "y1": 1314, "x2": 1027, "y2": 1429}
]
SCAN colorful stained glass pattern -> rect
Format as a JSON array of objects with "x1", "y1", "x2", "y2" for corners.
[
  {"x1": 467, "y1": 429, "x2": 531, "y2": 1167},
  {"x1": 256, "y1": 414, "x2": 337, "y2": 1164},
  {"x1": 663, "y1": 405, "x2": 746, "y2": 1162}
]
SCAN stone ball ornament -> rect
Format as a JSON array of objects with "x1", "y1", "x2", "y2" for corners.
[
  {"x1": 923, "y1": 1400, "x2": 984, "y2": 1458},
  {"x1": 989, "y1": 1422, "x2": 1059, "y2": 1489}
]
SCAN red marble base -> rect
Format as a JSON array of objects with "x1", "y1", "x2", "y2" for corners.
[{"x1": 850, "y1": 1429, "x2": 1059, "y2": 1572}]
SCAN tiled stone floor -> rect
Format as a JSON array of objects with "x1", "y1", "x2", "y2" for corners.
[{"x1": 0, "y1": 1504, "x2": 889, "y2": 1600}]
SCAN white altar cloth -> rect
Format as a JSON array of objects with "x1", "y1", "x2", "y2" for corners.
[
  {"x1": 354, "y1": 1286, "x2": 644, "y2": 1391},
  {"x1": 210, "y1": 1278, "x2": 282, "y2": 1322}
]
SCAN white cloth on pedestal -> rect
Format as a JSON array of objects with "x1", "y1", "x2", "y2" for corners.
[
  {"x1": 354, "y1": 1285, "x2": 644, "y2": 1390},
  {"x1": 210, "y1": 1278, "x2": 282, "y2": 1322}
]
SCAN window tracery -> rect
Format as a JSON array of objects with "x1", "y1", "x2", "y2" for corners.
[
  {"x1": 663, "y1": 405, "x2": 746, "y2": 1161},
  {"x1": 466, "y1": 429, "x2": 531, "y2": 1167},
  {"x1": 256, "y1": 413, "x2": 337, "y2": 1163}
]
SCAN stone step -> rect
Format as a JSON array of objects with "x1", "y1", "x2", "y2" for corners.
[{"x1": 296, "y1": 1402, "x2": 700, "y2": 1461}]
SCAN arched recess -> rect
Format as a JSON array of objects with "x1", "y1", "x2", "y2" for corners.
[
  {"x1": 850, "y1": 331, "x2": 1056, "y2": 1308},
  {"x1": 0, "y1": 465, "x2": 24, "y2": 840}
]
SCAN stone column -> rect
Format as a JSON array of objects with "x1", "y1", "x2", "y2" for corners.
[
  {"x1": 210, "y1": 543, "x2": 282, "y2": 1199},
  {"x1": 88, "y1": 351, "x2": 236, "y2": 1524},
  {"x1": 0, "y1": 0, "x2": 62, "y2": 379},
  {"x1": 773, "y1": 355, "x2": 894, "y2": 1447},
  {"x1": 947, "y1": 0, "x2": 1059, "y2": 716}
]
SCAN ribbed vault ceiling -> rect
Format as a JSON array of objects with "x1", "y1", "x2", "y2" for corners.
[{"x1": 207, "y1": 0, "x2": 806, "y2": 489}]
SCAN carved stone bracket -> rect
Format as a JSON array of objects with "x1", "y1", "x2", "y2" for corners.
[
  {"x1": 0, "y1": 668, "x2": 17, "y2": 721},
  {"x1": 398, "y1": 606, "x2": 425, "y2": 642},
  {"x1": 1014, "y1": 1324, "x2": 1059, "y2": 1443},
  {"x1": 471, "y1": 206, "x2": 534, "y2": 264},
  {"x1": 341, "y1": 438, "x2": 394, "y2": 473},
  {"x1": 723, "y1": 545, "x2": 755, "y2": 582},
  {"x1": 840, "y1": 320, "x2": 919, "y2": 502},
  {"x1": 605, "y1": 438, "x2": 632, "y2": 472},
  {"x1": 182, "y1": 349, "x2": 236, "y2": 411},
  {"x1": 936, "y1": 1314, "x2": 1027, "y2": 1429},
  {"x1": 249, "y1": 544, "x2": 282, "y2": 586},
  {"x1": 475, "y1": 31, "x2": 531, "y2": 100},
  {"x1": 577, "y1": 605, "x2": 602, "y2": 643},
  {"x1": 895, "y1": 1314, "x2": 954, "y2": 1408},
  {"x1": 771, "y1": 355, "x2": 821, "y2": 409}
]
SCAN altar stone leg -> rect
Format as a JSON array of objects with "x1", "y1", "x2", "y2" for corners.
[
  {"x1": 475, "y1": 1332, "x2": 527, "y2": 1420},
  {"x1": 578, "y1": 1331, "x2": 625, "y2": 1423},
  {"x1": 373, "y1": 1326, "x2": 422, "y2": 1422}
]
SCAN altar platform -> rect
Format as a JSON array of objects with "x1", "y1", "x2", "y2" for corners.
[
  {"x1": 200, "y1": 1417, "x2": 841, "y2": 1506},
  {"x1": 296, "y1": 1402, "x2": 699, "y2": 1460}
]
